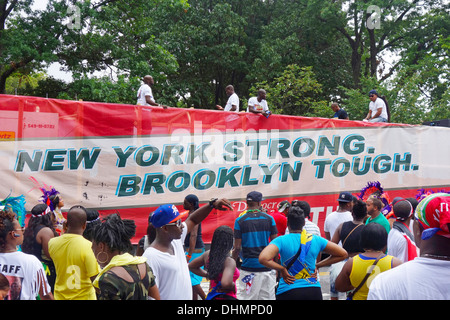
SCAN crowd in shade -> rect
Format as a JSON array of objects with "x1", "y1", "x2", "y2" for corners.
[{"x1": 0, "y1": 179, "x2": 449, "y2": 300}]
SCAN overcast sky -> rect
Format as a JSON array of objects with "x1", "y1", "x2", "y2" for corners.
[{"x1": 30, "y1": 0, "x2": 73, "y2": 82}]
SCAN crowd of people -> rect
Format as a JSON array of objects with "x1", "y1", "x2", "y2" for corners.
[
  {"x1": 136, "y1": 75, "x2": 389, "y2": 122},
  {"x1": 0, "y1": 181, "x2": 449, "y2": 301}
]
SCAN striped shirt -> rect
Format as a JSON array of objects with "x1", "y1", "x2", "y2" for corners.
[{"x1": 234, "y1": 210, "x2": 278, "y2": 272}]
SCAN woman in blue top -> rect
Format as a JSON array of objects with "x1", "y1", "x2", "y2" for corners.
[{"x1": 259, "y1": 206, "x2": 347, "y2": 300}]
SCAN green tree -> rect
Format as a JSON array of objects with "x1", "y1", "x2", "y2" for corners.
[
  {"x1": 252, "y1": 64, "x2": 329, "y2": 117},
  {"x1": 3, "y1": 0, "x2": 448, "y2": 125},
  {"x1": 158, "y1": 0, "x2": 248, "y2": 108},
  {"x1": 0, "y1": 0, "x2": 64, "y2": 93},
  {"x1": 5, "y1": 70, "x2": 46, "y2": 95},
  {"x1": 339, "y1": 4, "x2": 449, "y2": 124},
  {"x1": 0, "y1": 0, "x2": 186, "y2": 98},
  {"x1": 56, "y1": 75, "x2": 140, "y2": 104},
  {"x1": 307, "y1": 0, "x2": 448, "y2": 89},
  {"x1": 387, "y1": 9, "x2": 450, "y2": 124},
  {"x1": 26, "y1": 76, "x2": 69, "y2": 99},
  {"x1": 249, "y1": 0, "x2": 353, "y2": 101}
]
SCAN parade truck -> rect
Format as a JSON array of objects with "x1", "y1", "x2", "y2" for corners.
[{"x1": 1, "y1": 94, "x2": 449, "y2": 243}]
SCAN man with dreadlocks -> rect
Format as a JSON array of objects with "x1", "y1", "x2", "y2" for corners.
[{"x1": 189, "y1": 225, "x2": 239, "y2": 300}]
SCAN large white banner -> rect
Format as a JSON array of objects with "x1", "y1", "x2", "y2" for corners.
[{"x1": 4, "y1": 125, "x2": 450, "y2": 211}]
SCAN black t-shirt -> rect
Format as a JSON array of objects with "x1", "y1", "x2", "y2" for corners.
[
  {"x1": 334, "y1": 108, "x2": 348, "y2": 119},
  {"x1": 340, "y1": 221, "x2": 364, "y2": 254}
]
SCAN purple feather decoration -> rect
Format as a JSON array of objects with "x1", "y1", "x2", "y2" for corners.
[
  {"x1": 358, "y1": 181, "x2": 391, "y2": 215},
  {"x1": 416, "y1": 188, "x2": 450, "y2": 203},
  {"x1": 29, "y1": 176, "x2": 60, "y2": 211}
]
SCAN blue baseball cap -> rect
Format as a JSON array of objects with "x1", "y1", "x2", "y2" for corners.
[{"x1": 150, "y1": 204, "x2": 187, "y2": 228}]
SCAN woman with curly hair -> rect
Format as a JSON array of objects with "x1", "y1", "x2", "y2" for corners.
[
  {"x1": 22, "y1": 203, "x2": 58, "y2": 292},
  {"x1": 0, "y1": 207, "x2": 53, "y2": 300},
  {"x1": 189, "y1": 225, "x2": 239, "y2": 300},
  {"x1": 0, "y1": 273, "x2": 9, "y2": 300},
  {"x1": 91, "y1": 213, "x2": 160, "y2": 300}
]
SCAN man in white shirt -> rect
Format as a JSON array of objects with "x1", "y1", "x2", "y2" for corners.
[
  {"x1": 368, "y1": 193, "x2": 450, "y2": 300},
  {"x1": 136, "y1": 75, "x2": 168, "y2": 108},
  {"x1": 247, "y1": 89, "x2": 270, "y2": 117},
  {"x1": 216, "y1": 85, "x2": 239, "y2": 112},
  {"x1": 324, "y1": 192, "x2": 354, "y2": 242},
  {"x1": 324, "y1": 191, "x2": 354, "y2": 300},
  {"x1": 364, "y1": 90, "x2": 388, "y2": 123},
  {"x1": 387, "y1": 199, "x2": 418, "y2": 262},
  {"x1": 143, "y1": 198, "x2": 232, "y2": 300},
  {"x1": 288, "y1": 200, "x2": 320, "y2": 236}
]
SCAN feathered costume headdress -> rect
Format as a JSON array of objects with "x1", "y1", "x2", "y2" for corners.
[
  {"x1": 29, "y1": 177, "x2": 60, "y2": 211},
  {"x1": 358, "y1": 181, "x2": 391, "y2": 215},
  {"x1": 416, "y1": 188, "x2": 450, "y2": 203},
  {"x1": 0, "y1": 193, "x2": 27, "y2": 227}
]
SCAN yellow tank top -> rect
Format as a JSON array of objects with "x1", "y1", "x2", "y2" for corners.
[{"x1": 349, "y1": 254, "x2": 394, "y2": 300}]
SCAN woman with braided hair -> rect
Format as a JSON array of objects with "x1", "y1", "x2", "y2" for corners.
[
  {"x1": 189, "y1": 225, "x2": 239, "y2": 300},
  {"x1": 91, "y1": 213, "x2": 160, "y2": 300},
  {"x1": 22, "y1": 203, "x2": 58, "y2": 292},
  {"x1": 28, "y1": 178, "x2": 66, "y2": 235}
]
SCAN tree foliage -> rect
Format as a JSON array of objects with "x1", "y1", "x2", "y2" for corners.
[
  {"x1": 251, "y1": 65, "x2": 329, "y2": 117},
  {"x1": 1, "y1": 0, "x2": 449, "y2": 124}
]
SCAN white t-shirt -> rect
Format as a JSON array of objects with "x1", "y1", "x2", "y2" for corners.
[
  {"x1": 369, "y1": 98, "x2": 388, "y2": 120},
  {"x1": 285, "y1": 219, "x2": 321, "y2": 236},
  {"x1": 224, "y1": 93, "x2": 239, "y2": 112},
  {"x1": 247, "y1": 97, "x2": 269, "y2": 113},
  {"x1": 143, "y1": 222, "x2": 192, "y2": 300},
  {"x1": 137, "y1": 84, "x2": 154, "y2": 106},
  {"x1": 368, "y1": 257, "x2": 450, "y2": 300},
  {"x1": 324, "y1": 210, "x2": 353, "y2": 244},
  {"x1": 387, "y1": 228, "x2": 419, "y2": 263},
  {"x1": 0, "y1": 251, "x2": 51, "y2": 300}
]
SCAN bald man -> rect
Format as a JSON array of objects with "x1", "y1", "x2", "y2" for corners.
[
  {"x1": 216, "y1": 85, "x2": 239, "y2": 112},
  {"x1": 247, "y1": 89, "x2": 270, "y2": 117},
  {"x1": 331, "y1": 102, "x2": 349, "y2": 120},
  {"x1": 48, "y1": 206, "x2": 100, "y2": 300},
  {"x1": 137, "y1": 75, "x2": 168, "y2": 108}
]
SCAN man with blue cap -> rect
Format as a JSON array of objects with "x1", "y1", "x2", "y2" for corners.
[
  {"x1": 143, "y1": 198, "x2": 232, "y2": 300},
  {"x1": 364, "y1": 89, "x2": 389, "y2": 123}
]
